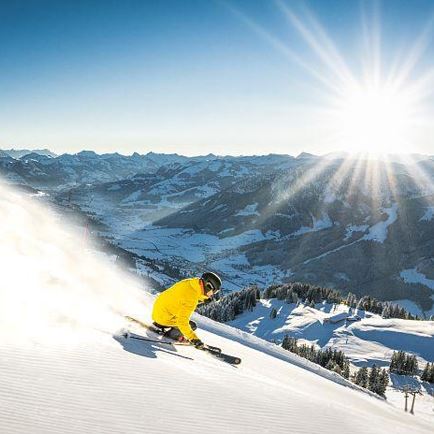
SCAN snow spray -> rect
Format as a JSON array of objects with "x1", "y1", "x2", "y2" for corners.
[{"x1": 0, "y1": 182, "x2": 152, "y2": 343}]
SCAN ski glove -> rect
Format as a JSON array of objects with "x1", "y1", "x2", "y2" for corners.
[{"x1": 190, "y1": 338, "x2": 205, "y2": 350}]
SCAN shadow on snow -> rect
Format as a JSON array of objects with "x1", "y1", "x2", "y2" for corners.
[{"x1": 113, "y1": 333, "x2": 194, "y2": 361}]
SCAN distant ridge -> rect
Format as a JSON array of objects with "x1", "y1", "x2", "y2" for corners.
[{"x1": 1, "y1": 148, "x2": 57, "y2": 159}]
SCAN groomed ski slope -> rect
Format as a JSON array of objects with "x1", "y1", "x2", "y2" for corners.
[
  {"x1": 0, "y1": 183, "x2": 432, "y2": 434},
  {"x1": 1, "y1": 319, "x2": 432, "y2": 434}
]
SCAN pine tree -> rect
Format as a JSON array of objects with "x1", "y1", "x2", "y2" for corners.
[
  {"x1": 343, "y1": 361, "x2": 350, "y2": 379},
  {"x1": 389, "y1": 351, "x2": 418, "y2": 375},
  {"x1": 374, "y1": 369, "x2": 389, "y2": 396},
  {"x1": 410, "y1": 355, "x2": 419, "y2": 375},
  {"x1": 353, "y1": 367, "x2": 369, "y2": 388},
  {"x1": 345, "y1": 292, "x2": 357, "y2": 308},
  {"x1": 389, "y1": 351, "x2": 399, "y2": 373},
  {"x1": 381, "y1": 304, "x2": 391, "y2": 318},
  {"x1": 325, "y1": 359, "x2": 336, "y2": 371},
  {"x1": 282, "y1": 335, "x2": 298, "y2": 353},
  {"x1": 421, "y1": 362, "x2": 434, "y2": 384},
  {"x1": 368, "y1": 365, "x2": 379, "y2": 392},
  {"x1": 421, "y1": 363, "x2": 430, "y2": 381}
]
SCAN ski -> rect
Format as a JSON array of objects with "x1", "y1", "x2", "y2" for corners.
[
  {"x1": 124, "y1": 315, "x2": 242, "y2": 365},
  {"x1": 204, "y1": 347, "x2": 242, "y2": 365},
  {"x1": 122, "y1": 330, "x2": 190, "y2": 346},
  {"x1": 125, "y1": 315, "x2": 157, "y2": 332}
]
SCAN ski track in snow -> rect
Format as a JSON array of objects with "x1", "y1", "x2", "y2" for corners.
[{"x1": 0, "y1": 325, "x2": 432, "y2": 434}]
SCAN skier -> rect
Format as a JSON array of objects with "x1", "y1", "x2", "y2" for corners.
[{"x1": 152, "y1": 272, "x2": 222, "y2": 349}]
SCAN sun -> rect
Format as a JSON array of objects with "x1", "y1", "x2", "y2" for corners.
[{"x1": 328, "y1": 82, "x2": 416, "y2": 155}]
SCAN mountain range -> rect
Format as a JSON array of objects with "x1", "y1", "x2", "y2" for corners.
[{"x1": 1, "y1": 148, "x2": 434, "y2": 316}]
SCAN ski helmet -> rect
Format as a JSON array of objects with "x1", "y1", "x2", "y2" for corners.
[{"x1": 201, "y1": 271, "x2": 222, "y2": 294}]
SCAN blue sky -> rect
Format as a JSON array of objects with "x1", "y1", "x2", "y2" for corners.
[{"x1": 1, "y1": 0, "x2": 434, "y2": 156}]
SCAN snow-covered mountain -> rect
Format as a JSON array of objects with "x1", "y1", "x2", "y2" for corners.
[
  {"x1": 49, "y1": 154, "x2": 434, "y2": 315},
  {"x1": 0, "y1": 182, "x2": 432, "y2": 433},
  {"x1": 2, "y1": 150, "x2": 434, "y2": 314},
  {"x1": 0, "y1": 149, "x2": 189, "y2": 187},
  {"x1": 1, "y1": 148, "x2": 57, "y2": 159}
]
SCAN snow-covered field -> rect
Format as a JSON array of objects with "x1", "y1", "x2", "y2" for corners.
[
  {"x1": 101, "y1": 219, "x2": 288, "y2": 289},
  {"x1": 230, "y1": 301, "x2": 434, "y2": 365},
  {"x1": 229, "y1": 299, "x2": 434, "y2": 420},
  {"x1": 1, "y1": 183, "x2": 433, "y2": 433}
]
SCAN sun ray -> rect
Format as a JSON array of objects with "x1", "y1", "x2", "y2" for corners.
[
  {"x1": 388, "y1": 14, "x2": 434, "y2": 91},
  {"x1": 252, "y1": 157, "x2": 337, "y2": 230},
  {"x1": 224, "y1": 0, "x2": 434, "y2": 219},
  {"x1": 367, "y1": 158, "x2": 382, "y2": 211},
  {"x1": 276, "y1": 157, "x2": 336, "y2": 202},
  {"x1": 323, "y1": 156, "x2": 357, "y2": 198},
  {"x1": 383, "y1": 158, "x2": 401, "y2": 205},
  {"x1": 221, "y1": 1, "x2": 343, "y2": 94},
  {"x1": 395, "y1": 154, "x2": 434, "y2": 202},
  {"x1": 276, "y1": 0, "x2": 357, "y2": 91},
  {"x1": 360, "y1": 0, "x2": 382, "y2": 87},
  {"x1": 347, "y1": 155, "x2": 367, "y2": 199}
]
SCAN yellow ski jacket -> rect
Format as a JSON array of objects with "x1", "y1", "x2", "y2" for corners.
[{"x1": 152, "y1": 278, "x2": 208, "y2": 341}]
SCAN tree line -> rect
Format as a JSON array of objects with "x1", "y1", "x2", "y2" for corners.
[
  {"x1": 282, "y1": 336, "x2": 350, "y2": 379},
  {"x1": 263, "y1": 282, "x2": 421, "y2": 320},
  {"x1": 352, "y1": 366, "x2": 389, "y2": 396},
  {"x1": 197, "y1": 287, "x2": 260, "y2": 322},
  {"x1": 389, "y1": 351, "x2": 419, "y2": 375},
  {"x1": 421, "y1": 362, "x2": 434, "y2": 383},
  {"x1": 389, "y1": 351, "x2": 434, "y2": 383},
  {"x1": 281, "y1": 336, "x2": 389, "y2": 396},
  {"x1": 197, "y1": 281, "x2": 423, "y2": 325}
]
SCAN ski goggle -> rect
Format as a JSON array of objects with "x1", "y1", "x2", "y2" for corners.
[{"x1": 205, "y1": 281, "x2": 220, "y2": 295}]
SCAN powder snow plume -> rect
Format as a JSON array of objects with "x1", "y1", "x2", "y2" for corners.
[{"x1": 0, "y1": 182, "x2": 152, "y2": 343}]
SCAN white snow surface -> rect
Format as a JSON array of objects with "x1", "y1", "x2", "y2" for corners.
[
  {"x1": 0, "y1": 182, "x2": 432, "y2": 433},
  {"x1": 392, "y1": 299, "x2": 425, "y2": 317},
  {"x1": 229, "y1": 301, "x2": 434, "y2": 369},
  {"x1": 235, "y1": 202, "x2": 260, "y2": 216},
  {"x1": 111, "y1": 225, "x2": 284, "y2": 289},
  {"x1": 292, "y1": 212, "x2": 333, "y2": 236},
  {"x1": 363, "y1": 203, "x2": 398, "y2": 243},
  {"x1": 400, "y1": 268, "x2": 434, "y2": 290},
  {"x1": 301, "y1": 205, "x2": 398, "y2": 266},
  {"x1": 229, "y1": 300, "x2": 434, "y2": 421}
]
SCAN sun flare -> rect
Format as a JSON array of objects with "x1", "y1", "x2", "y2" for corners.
[
  {"x1": 267, "y1": 0, "x2": 434, "y2": 157},
  {"x1": 329, "y1": 83, "x2": 416, "y2": 154}
]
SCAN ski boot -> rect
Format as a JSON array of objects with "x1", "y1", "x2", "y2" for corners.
[{"x1": 154, "y1": 321, "x2": 197, "y2": 343}]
